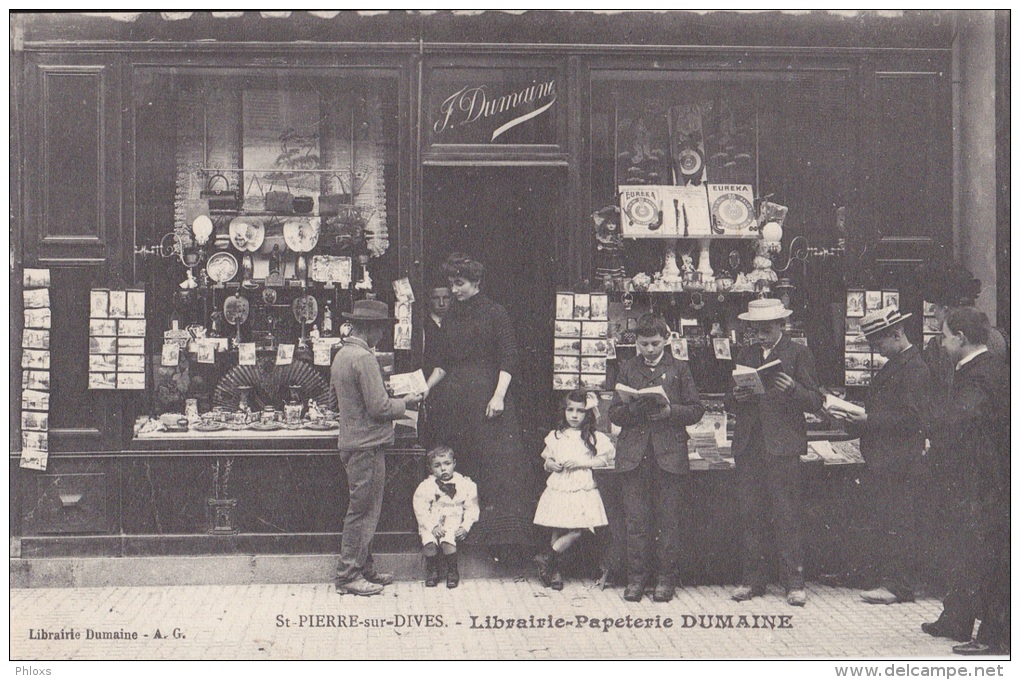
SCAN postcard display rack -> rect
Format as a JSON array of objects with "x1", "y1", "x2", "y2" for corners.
[
  {"x1": 843, "y1": 288, "x2": 900, "y2": 387},
  {"x1": 20, "y1": 268, "x2": 53, "y2": 471},
  {"x1": 553, "y1": 292, "x2": 610, "y2": 391}
]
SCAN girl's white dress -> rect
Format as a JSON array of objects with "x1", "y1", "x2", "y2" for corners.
[{"x1": 533, "y1": 429, "x2": 613, "y2": 530}]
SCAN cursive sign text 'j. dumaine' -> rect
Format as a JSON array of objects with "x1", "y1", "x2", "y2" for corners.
[{"x1": 433, "y1": 80, "x2": 557, "y2": 142}]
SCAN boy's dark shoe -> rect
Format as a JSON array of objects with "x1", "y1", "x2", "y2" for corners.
[
  {"x1": 424, "y1": 555, "x2": 441, "y2": 588},
  {"x1": 534, "y1": 550, "x2": 556, "y2": 588},
  {"x1": 446, "y1": 554, "x2": 460, "y2": 589},
  {"x1": 363, "y1": 570, "x2": 394, "y2": 586},
  {"x1": 653, "y1": 576, "x2": 675, "y2": 603},
  {"x1": 550, "y1": 569, "x2": 564, "y2": 591},
  {"x1": 623, "y1": 582, "x2": 644, "y2": 602},
  {"x1": 953, "y1": 640, "x2": 1005, "y2": 656},
  {"x1": 335, "y1": 576, "x2": 384, "y2": 596}
]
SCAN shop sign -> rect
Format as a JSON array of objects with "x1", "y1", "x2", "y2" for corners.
[{"x1": 429, "y1": 72, "x2": 558, "y2": 146}]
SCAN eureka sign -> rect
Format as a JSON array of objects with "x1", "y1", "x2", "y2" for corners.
[{"x1": 432, "y1": 79, "x2": 557, "y2": 144}]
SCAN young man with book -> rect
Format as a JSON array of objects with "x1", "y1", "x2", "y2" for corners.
[
  {"x1": 608, "y1": 313, "x2": 705, "y2": 603},
  {"x1": 831, "y1": 305, "x2": 931, "y2": 606},
  {"x1": 725, "y1": 298, "x2": 823, "y2": 607}
]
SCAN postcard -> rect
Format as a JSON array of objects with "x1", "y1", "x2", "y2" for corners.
[
  {"x1": 552, "y1": 372, "x2": 580, "y2": 390},
  {"x1": 555, "y1": 292, "x2": 575, "y2": 320},
  {"x1": 197, "y1": 341, "x2": 217, "y2": 364},
  {"x1": 118, "y1": 319, "x2": 147, "y2": 337},
  {"x1": 670, "y1": 336, "x2": 689, "y2": 361},
  {"x1": 581, "y1": 321, "x2": 609, "y2": 338},
  {"x1": 22, "y1": 371, "x2": 50, "y2": 391},
  {"x1": 553, "y1": 338, "x2": 581, "y2": 355},
  {"x1": 116, "y1": 372, "x2": 146, "y2": 390},
  {"x1": 22, "y1": 329, "x2": 49, "y2": 350},
  {"x1": 23, "y1": 267, "x2": 50, "y2": 288},
  {"x1": 21, "y1": 410, "x2": 49, "y2": 432},
  {"x1": 23, "y1": 288, "x2": 50, "y2": 309},
  {"x1": 23, "y1": 431, "x2": 48, "y2": 452},
  {"x1": 581, "y1": 356, "x2": 607, "y2": 373},
  {"x1": 25, "y1": 308, "x2": 51, "y2": 329},
  {"x1": 573, "y1": 293, "x2": 591, "y2": 320},
  {"x1": 553, "y1": 355, "x2": 581, "y2": 373},
  {"x1": 589, "y1": 293, "x2": 608, "y2": 320},
  {"x1": 89, "y1": 354, "x2": 117, "y2": 372},
  {"x1": 554, "y1": 320, "x2": 581, "y2": 338},
  {"x1": 845, "y1": 290, "x2": 865, "y2": 317},
  {"x1": 580, "y1": 338, "x2": 609, "y2": 356},
  {"x1": 88, "y1": 372, "x2": 117, "y2": 390},
  {"x1": 239, "y1": 343, "x2": 257, "y2": 366},
  {"x1": 21, "y1": 349, "x2": 50, "y2": 370},
  {"x1": 882, "y1": 290, "x2": 900, "y2": 311},
  {"x1": 276, "y1": 343, "x2": 295, "y2": 366},
  {"x1": 580, "y1": 373, "x2": 607, "y2": 389},
  {"x1": 127, "y1": 289, "x2": 146, "y2": 318},
  {"x1": 90, "y1": 288, "x2": 110, "y2": 318},
  {"x1": 712, "y1": 337, "x2": 732, "y2": 360},
  {"x1": 392, "y1": 277, "x2": 415, "y2": 302},
  {"x1": 118, "y1": 354, "x2": 145, "y2": 373},
  {"x1": 22, "y1": 389, "x2": 50, "y2": 411},
  {"x1": 107, "y1": 290, "x2": 127, "y2": 318},
  {"x1": 864, "y1": 290, "x2": 882, "y2": 313},
  {"x1": 161, "y1": 343, "x2": 181, "y2": 367},
  {"x1": 313, "y1": 342, "x2": 332, "y2": 366},
  {"x1": 118, "y1": 338, "x2": 146, "y2": 355},
  {"x1": 90, "y1": 319, "x2": 117, "y2": 337}
]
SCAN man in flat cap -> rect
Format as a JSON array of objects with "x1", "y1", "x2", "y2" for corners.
[{"x1": 332, "y1": 299, "x2": 422, "y2": 596}]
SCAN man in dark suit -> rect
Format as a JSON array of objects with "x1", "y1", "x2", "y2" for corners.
[
  {"x1": 922, "y1": 307, "x2": 1010, "y2": 655},
  {"x1": 834, "y1": 306, "x2": 931, "y2": 605},
  {"x1": 609, "y1": 314, "x2": 705, "y2": 603},
  {"x1": 726, "y1": 299, "x2": 823, "y2": 607}
]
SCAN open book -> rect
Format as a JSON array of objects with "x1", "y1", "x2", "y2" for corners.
[
  {"x1": 387, "y1": 369, "x2": 428, "y2": 397},
  {"x1": 615, "y1": 384, "x2": 670, "y2": 407},
  {"x1": 732, "y1": 359, "x2": 784, "y2": 395},
  {"x1": 822, "y1": 393, "x2": 866, "y2": 419}
]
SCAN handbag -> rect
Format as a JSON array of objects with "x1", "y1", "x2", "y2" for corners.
[
  {"x1": 265, "y1": 177, "x2": 295, "y2": 214},
  {"x1": 292, "y1": 195, "x2": 314, "y2": 214},
  {"x1": 318, "y1": 173, "x2": 351, "y2": 217},
  {"x1": 200, "y1": 174, "x2": 240, "y2": 211}
]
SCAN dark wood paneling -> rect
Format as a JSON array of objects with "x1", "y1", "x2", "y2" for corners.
[
  {"x1": 870, "y1": 68, "x2": 951, "y2": 267},
  {"x1": 23, "y1": 55, "x2": 121, "y2": 267}
]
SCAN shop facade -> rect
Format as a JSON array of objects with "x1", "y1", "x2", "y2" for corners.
[{"x1": 9, "y1": 11, "x2": 1006, "y2": 584}]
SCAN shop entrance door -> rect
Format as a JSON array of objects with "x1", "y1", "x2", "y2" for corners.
[{"x1": 422, "y1": 166, "x2": 562, "y2": 452}]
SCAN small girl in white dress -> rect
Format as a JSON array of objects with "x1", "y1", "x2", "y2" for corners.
[{"x1": 533, "y1": 389, "x2": 614, "y2": 590}]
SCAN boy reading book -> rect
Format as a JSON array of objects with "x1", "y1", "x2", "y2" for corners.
[{"x1": 608, "y1": 313, "x2": 705, "y2": 604}]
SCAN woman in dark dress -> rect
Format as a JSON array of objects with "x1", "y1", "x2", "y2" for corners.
[{"x1": 424, "y1": 253, "x2": 540, "y2": 551}]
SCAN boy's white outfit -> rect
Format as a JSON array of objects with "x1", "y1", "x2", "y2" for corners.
[{"x1": 412, "y1": 471, "x2": 479, "y2": 546}]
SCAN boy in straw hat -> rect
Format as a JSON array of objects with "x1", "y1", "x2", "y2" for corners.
[
  {"x1": 332, "y1": 299, "x2": 423, "y2": 596},
  {"x1": 726, "y1": 298, "x2": 823, "y2": 607},
  {"x1": 830, "y1": 305, "x2": 931, "y2": 606}
]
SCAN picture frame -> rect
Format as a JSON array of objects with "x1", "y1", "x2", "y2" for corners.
[{"x1": 845, "y1": 290, "x2": 865, "y2": 317}]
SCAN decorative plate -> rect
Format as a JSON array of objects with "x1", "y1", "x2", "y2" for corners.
[
  {"x1": 677, "y1": 147, "x2": 704, "y2": 178},
  {"x1": 712, "y1": 193, "x2": 755, "y2": 231},
  {"x1": 304, "y1": 419, "x2": 338, "y2": 431},
  {"x1": 194, "y1": 421, "x2": 228, "y2": 432},
  {"x1": 205, "y1": 251, "x2": 238, "y2": 284},
  {"x1": 283, "y1": 217, "x2": 320, "y2": 253},
  {"x1": 229, "y1": 217, "x2": 265, "y2": 252},
  {"x1": 292, "y1": 295, "x2": 319, "y2": 324},
  {"x1": 223, "y1": 293, "x2": 250, "y2": 326},
  {"x1": 250, "y1": 420, "x2": 283, "y2": 431}
]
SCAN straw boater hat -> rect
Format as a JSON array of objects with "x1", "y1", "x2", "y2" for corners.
[
  {"x1": 859, "y1": 305, "x2": 912, "y2": 338},
  {"x1": 738, "y1": 298, "x2": 793, "y2": 322},
  {"x1": 342, "y1": 299, "x2": 396, "y2": 323}
]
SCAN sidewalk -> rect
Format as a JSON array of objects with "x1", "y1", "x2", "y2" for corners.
[{"x1": 10, "y1": 577, "x2": 969, "y2": 660}]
